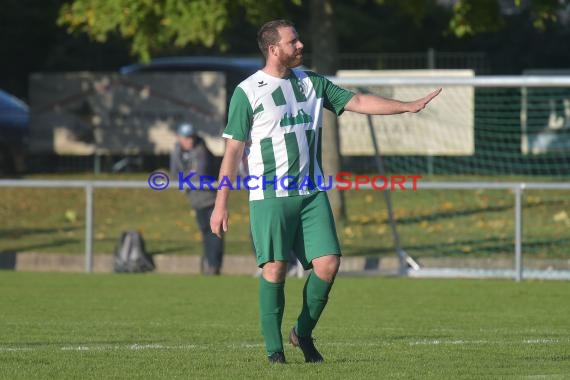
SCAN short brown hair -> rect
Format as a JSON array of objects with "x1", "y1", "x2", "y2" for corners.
[{"x1": 257, "y1": 19, "x2": 295, "y2": 58}]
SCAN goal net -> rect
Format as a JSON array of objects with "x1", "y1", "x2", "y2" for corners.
[{"x1": 332, "y1": 71, "x2": 570, "y2": 280}]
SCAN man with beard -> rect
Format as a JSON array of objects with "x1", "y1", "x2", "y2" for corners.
[{"x1": 210, "y1": 19, "x2": 441, "y2": 364}]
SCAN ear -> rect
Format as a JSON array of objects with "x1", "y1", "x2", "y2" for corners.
[{"x1": 269, "y1": 44, "x2": 278, "y2": 57}]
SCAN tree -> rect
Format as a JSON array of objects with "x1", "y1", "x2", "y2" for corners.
[
  {"x1": 57, "y1": 0, "x2": 300, "y2": 62},
  {"x1": 57, "y1": 0, "x2": 570, "y2": 62},
  {"x1": 449, "y1": 0, "x2": 570, "y2": 37},
  {"x1": 310, "y1": 0, "x2": 345, "y2": 220}
]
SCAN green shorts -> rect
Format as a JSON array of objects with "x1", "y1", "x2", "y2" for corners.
[{"x1": 249, "y1": 191, "x2": 341, "y2": 270}]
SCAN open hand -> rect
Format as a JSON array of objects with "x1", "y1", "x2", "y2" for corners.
[{"x1": 408, "y1": 88, "x2": 442, "y2": 113}]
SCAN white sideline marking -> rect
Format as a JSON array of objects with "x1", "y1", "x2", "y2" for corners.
[
  {"x1": 0, "y1": 338, "x2": 565, "y2": 352},
  {"x1": 409, "y1": 338, "x2": 564, "y2": 346},
  {"x1": 0, "y1": 347, "x2": 34, "y2": 352},
  {"x1": 523, "y1": 339, "x2": 560, "y2": 344},
  {"x1": 409, "y1": 340, "x2": 486, "y2": 346},
  {"x1": 58, "y1": 344, "x2": 205, "y2": 351}
]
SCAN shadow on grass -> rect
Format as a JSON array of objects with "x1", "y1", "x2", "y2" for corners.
[
  {"x1": 0, "y1": 239, "x2": 81, "y2": 254},
  {"x1": 342, "y1": 235, "x2": 570, "y2": 258},
  {"x1": 518, "y1": 238, "x2": 570, "y2": 255},
  {"x1": 396, "y1": 204, "x2": 514, "y2": 225},
  {"x1": 0, "y1": 226, "x2": 83, "y2": 239},
  {"x1": 391, "y1": 199, "x2": 565, "y2": 226}
]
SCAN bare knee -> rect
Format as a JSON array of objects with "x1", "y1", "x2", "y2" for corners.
[
  {"x1": 262, "y1": 261, "x2": 288, "y2": 283},
  {"x1": 312, "y1": 255, "x2": 340, "y2": 282}
]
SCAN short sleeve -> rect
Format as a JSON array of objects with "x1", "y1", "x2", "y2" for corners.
[
  {"x1": 307, "y1": 72, "x2": 355, "y2": 116},
  {"x1": 222, "y1": 87, "x2": 253, "y2": 141}
]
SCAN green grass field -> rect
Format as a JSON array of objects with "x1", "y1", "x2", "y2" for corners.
[
  {"x1": 1, "y1": 173, "x2": 569, "y2": 259},
  {"x1": 1, "y1": 272, "x2": 568, "y2": 379}
]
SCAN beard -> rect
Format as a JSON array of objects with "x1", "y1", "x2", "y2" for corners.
[{"x1": 280, "y1": 50, "x2": 303, "y2": 68}]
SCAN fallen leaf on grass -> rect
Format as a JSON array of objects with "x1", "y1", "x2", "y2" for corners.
[
  {"x1": 376, "y1": 226, "x2": 387, "y2": 235},
  {"x1": 526, "y1": 195, "x2": 541, "y2": 205},
  {"x1": 352, "y1": 215, "x2": 372, "y2": 224},
  {"x1": 553, "y1": 211, "x2": 569, "y2": 225},
  {"x1": 64, "y1": 209, "x2": 77, "y2": 223},
  {"x1": 343, "y1": 227, "x2": 354, "y2": 238}
]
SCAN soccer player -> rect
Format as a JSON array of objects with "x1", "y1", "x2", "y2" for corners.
[{"x1": 210, "y1": 19, "x2": 441, "y2": 364}]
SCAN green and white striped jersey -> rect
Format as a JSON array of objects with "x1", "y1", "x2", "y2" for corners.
[{"x1": 223, "y1": 69, "x2": 354, "y2": 201}]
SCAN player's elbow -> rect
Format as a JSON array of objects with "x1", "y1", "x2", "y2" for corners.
[{"x1": 345, "y1": 94, "x2": 365, "y2": 113}]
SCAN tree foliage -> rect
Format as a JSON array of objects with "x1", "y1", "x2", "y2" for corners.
[
  {"x1": 57, "y1": 0, "x2": 569, "y2": 61},
  {"x1": 449, "y1": 0, "x2": 569, "y2": 37},
  {"x1": 57, "y1": 0, "x2": 300, "y2": 62}
]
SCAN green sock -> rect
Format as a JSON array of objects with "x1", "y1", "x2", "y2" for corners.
[
  {"x1": 259, "y1": 276, "x2": 285, "y2": 355},
  {"x1": 295, "y1": 271, "x2": 333, "y2": 337}
]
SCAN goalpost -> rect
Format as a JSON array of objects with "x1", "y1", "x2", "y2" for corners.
[{"x1": 328, "y1": 73, "x2": 570, "y2": 280}]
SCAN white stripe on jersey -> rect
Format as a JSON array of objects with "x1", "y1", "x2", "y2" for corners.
[{"x1": 233, "y1": 69, "x2": 324, "y2": 200}]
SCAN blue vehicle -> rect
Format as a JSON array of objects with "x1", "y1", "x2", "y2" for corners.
[
  {"x1": 120, "y1": 56, "x2": 264, "y2": 107},
  {"x1": 0, "y1": 89, "x2": 29, "y2": 174},
  {"x1": 119, "y1": 56, "x2": 264, "y2": 76}
]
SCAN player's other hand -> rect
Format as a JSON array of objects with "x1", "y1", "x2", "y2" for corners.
[
  {"x1": 210, "y1": 206, "x2": 229, "y2": 238},
  {"x1": 408, "y1": 88, "x2": 442, "y2": 113}
]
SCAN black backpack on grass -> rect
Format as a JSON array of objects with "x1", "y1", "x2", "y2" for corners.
[{"x1": 113, "y1": 230, "x2": 155, "y2": 273}]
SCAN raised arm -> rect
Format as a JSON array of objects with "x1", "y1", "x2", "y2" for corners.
[
  {"x1": 210, "y1": 138, "x2": 245, "y2": 238},
  {"x1": 344, "y1": 88, "x2": 442, "y2": 115}
]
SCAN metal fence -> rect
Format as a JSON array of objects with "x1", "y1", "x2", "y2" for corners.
[{"x1": 2, "y1": 178, "x2": 569, "y2": 281}]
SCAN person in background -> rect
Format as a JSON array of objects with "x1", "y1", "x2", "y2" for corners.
[{"x1": 170, "y1": 122, "x2": 223, "y2": 275}]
